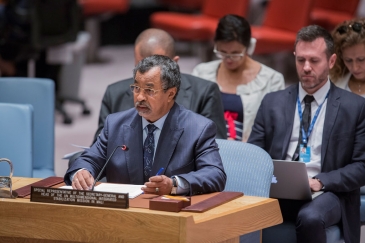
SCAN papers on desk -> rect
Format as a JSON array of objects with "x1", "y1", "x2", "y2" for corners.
[
  {"x1": 95, "y1": 184, "x2": 144, "y2": 199},
  {"x1": 62, "y1": 144, "x2": 90, "y2": 159},
  {"x1": 62, "y1": 151, "x2": 83, "y2": 160},
  {"x1": 59, "y1": 183, "x2": 144, "y2": 199}
]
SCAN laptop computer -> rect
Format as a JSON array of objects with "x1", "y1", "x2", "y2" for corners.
[{"x1": 270, "y1": 160, "x2": 323, "y2": 200}]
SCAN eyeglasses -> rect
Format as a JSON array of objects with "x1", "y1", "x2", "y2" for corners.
[
  {"x1": 213, "y1": 45, "x2": 245, "y2": 61},
  {"x1": 130, "y1": 84, "x2": 165, "y2": 97},
  {"x1": 336, "y1": 22, "x2": 365, "y2": 35}
]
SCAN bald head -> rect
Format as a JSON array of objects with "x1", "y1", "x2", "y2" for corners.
[{"x1": 134, "y1": 28, "x2": 176, "y2": 65}]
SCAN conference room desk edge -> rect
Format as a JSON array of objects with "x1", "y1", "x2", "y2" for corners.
[{"x1": 0, "y1": 177, "x2": 283, "y2": 243}]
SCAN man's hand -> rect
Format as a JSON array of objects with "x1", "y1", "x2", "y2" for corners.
[
  {"x1": 72, "y1": 170, "x2": 94, "y2": 190},
  {"x1": 309, "y1": 178, "x2": 323, "y2": 192},
  {"x1": 142, "y1": 175, "x2": 173, "y2": 195}
]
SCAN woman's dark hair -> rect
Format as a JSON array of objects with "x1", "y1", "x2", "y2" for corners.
[{"x1": 214, "y1": 14, "x2": 251, "y2": 48}]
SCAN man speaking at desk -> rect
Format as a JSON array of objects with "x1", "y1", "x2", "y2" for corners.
[{"x1": 64, "y1": 55, "x2": 226, "y2": 196}]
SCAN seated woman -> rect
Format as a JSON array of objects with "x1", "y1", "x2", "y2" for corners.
[
  {"x1": 331, "y1": 18, "x2": 365, "y2": 98},
  {"x1": 192, "y1": 14, "x2": 285, "y2": 142}
]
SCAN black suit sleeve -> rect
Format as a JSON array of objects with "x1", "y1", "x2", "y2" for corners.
[
  {"x1": 316, "y1": 100, "x2": 365, "y2": 192},
  {"x1": 67, "y1": 86, "x2": 112, "y2": 168},
  {"x1": 92, "y1": 79, "x2": 134, "y2": 144},
  {"x1": 199, "y1": 81, "x2": 227, "y2": 139},
  {"x1": 247, "y1": 95, "x2": 267, "y2": 149},
  {"x1": 93, "y1": 87, "x2": 113, "y2": 144},
  {"x1": 67, "y1": 87, "x2": 112, "y2": 169}
]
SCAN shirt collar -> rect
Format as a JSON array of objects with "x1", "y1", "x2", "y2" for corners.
[
  {"x1": 298, "y1": 78, "x2": 330, "y2": 105},
  {"x1": 142, "y1": 112, "x2": 169, "y2": 131}
]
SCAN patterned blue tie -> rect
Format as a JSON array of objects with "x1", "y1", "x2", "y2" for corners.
[{"x1": 143, "y1": 124, "x2": 157, "y2": 182}]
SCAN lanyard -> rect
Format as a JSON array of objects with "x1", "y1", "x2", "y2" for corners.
[{"x1": 296, "y1": 91, "x2": 329, "y2": 144}]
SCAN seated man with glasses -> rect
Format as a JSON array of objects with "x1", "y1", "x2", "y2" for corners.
[
  {"x1": 192, "y1": 14, "x2": 285, "y2": 142},
  {"x1": 65, "y1": 55, "x2": 227, "y2": 196},
  {"x1": 129, "y1": 84, "x2": 165, "y2": 97}
]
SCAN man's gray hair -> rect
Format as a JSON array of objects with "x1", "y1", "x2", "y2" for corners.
[{"x1": 133, "y1": 55, "x2": 180, "y2": 99}]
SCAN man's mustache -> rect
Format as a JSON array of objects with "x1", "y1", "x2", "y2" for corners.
[{"x1": 135, "y1": 101, "x2": 151, "y2": 109}]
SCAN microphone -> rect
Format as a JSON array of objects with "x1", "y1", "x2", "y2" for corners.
[{"x1": 91, "y1": 145, "x2": 128, "y2": 191}]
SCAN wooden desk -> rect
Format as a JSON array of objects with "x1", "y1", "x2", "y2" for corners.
[{"x1": 0, "y1": 177, "x2": 282, "y2": 243}]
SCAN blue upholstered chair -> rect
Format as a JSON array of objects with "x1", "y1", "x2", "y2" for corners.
[
  {"x1": 360, "y1": 186, "x2": 365, "y2": 242},
  {"x1": 0, "y1": 78, "x2": 55, "y2": 178},
  {"x1": 215, "y1": 139, "x2": 274, "y2": 243},
  {"x1": 0, "y1": 103, "x2": 33, "y2": 177}
]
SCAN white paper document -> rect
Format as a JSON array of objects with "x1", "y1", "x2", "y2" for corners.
[
  {"x1": 62, "y1": 151, "x2": 83, "y2": 160},
  {"x1": 70, "y1": 144, "x2": 90, "y2": 149},
  {"x1": 94, "y1": 184, "x2": 144, "y2": 199},
  {"x1": 59, "y1": 184, "x2": 144, "y2": 199},
  {"x1": 62, "y1": 144, "x2": 90, "y2": 160},
  {"x1": 59, "y1": 186, "x2": 73, "y2": 190}
]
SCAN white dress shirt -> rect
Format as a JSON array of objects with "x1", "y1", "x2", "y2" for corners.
[{"x1": 285, "y1": 79, "x2": 330, "y2": 178}]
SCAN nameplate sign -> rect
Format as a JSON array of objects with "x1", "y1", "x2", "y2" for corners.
[{"x1": 30, "y1": 186, "x2": 129, "y2": 209}]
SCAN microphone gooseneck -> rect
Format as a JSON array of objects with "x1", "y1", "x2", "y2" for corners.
[{"x1": 91, "y1": 145, "x2": 127, "y2": 191}]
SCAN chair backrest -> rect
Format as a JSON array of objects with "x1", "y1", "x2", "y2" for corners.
[
  {"x1": 263, "y1": 0, "x2": 314, "y2": 33},
  {"x1": 30, "y1": 0, "x2": 81, "y2": 49},
  {"x1": 157, "y1": 0, "x2": 204, "y2": 11},
  {"x1": 314, "y1": 0, "x2": 359, "y2": 15},
  {"x1": 0, "y1": 103, "x2": 33, "y2": 177},
  {"x1": 203, "y1": 0, "x2": 249, "y2": 19},
  {"x1": 0, "y1": 78, "x2": 55, "y2": 177},
  {"x1": 216, "y1": 139, "x2": 273, "y2": 197},
  {"x1": 81, "y1": 0, "x2": 129, "y2": 16},
  {"x1": 0, "y1": 0, "x2": 81, "y2": 62}
]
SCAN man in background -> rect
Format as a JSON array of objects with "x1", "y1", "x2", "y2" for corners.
[
  {"x1": 94, "y1": 28, "x2": 226, "y2": 142},
  {"x1": 248, "y1": 25, "x2": 365, "y2": 243}
]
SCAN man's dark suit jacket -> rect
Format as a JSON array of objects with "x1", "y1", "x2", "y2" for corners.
[
  {"x1": 93, "y1": 73, "x2": 226, "y2": 142},
  {"x1": 65, "y1": 103, "x2": 226, "y2": 195},
  {"x1": 248, "y1": 82, "x2": 365, "y2": 243}
]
